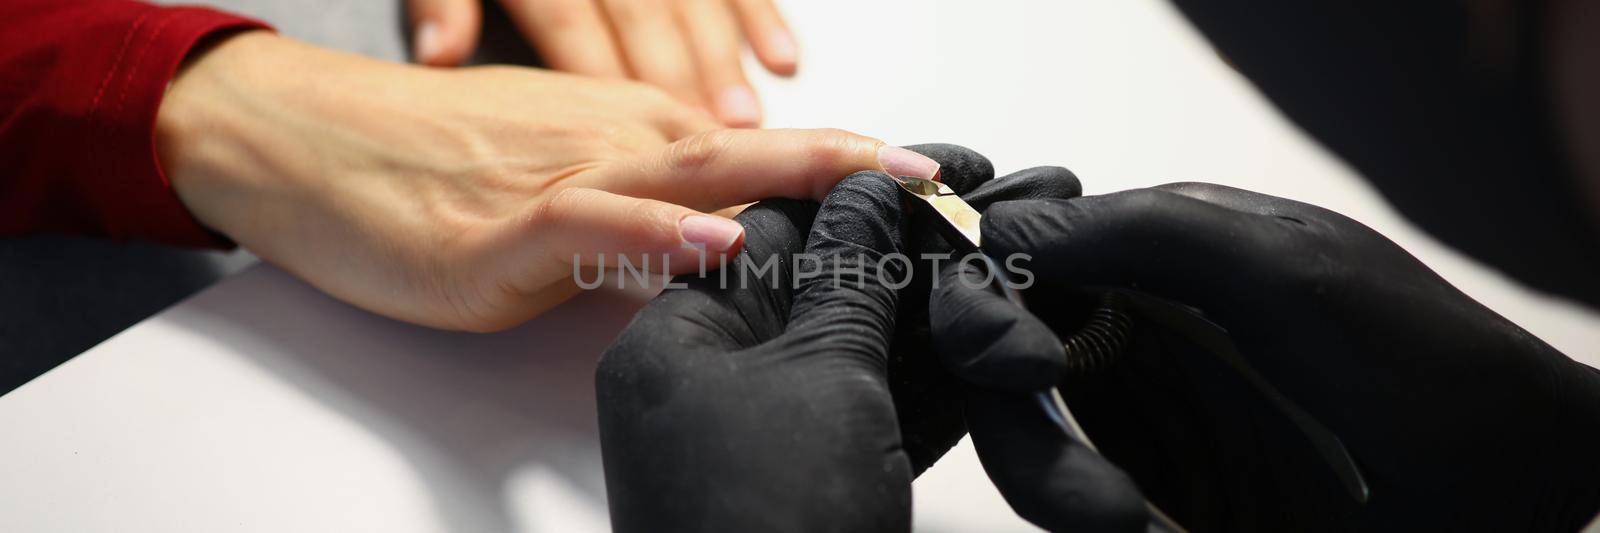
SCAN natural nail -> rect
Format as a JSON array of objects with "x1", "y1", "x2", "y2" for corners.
[
  {"x1": 680, "y1": 215, "x2": 745, "y2": 252},
  {"x1": 769, "y1": 31, "x2": 798, "y2": 67},
  {"x1": 414, "y1": 22, "x2": 442, "y2": 62},
  {"x1": 877, "y1": 145, "x2": 940, "y2": 180},
  {"x1": 715, "y1": 86, "x2": 762, "y2": 128}
]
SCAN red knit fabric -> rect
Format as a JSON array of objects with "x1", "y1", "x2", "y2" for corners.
[{"x1": 1, "y1": 0, "x2": 270, "y2": 248}]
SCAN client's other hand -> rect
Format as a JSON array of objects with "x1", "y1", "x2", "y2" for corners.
[{"x1": 406, "y1": 0, "x2": 797, "y2": 127}]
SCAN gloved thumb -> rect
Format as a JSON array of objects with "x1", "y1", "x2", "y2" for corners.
[
  {"x1": 780, "y1": 170, "x2": 907, "y2": 357},
  {"x1": 930, "y1": 259, "x2": 1069, "y2": 391},
  {"x1": 407, "y1": 0, "x2": 480, "y2": 66},
  {"x1": 964, "y1": 388, "x2": 1149, "y2": 532},
  {"x1": 932, "y1": 261, "x2": 1151, "y2": 531}
]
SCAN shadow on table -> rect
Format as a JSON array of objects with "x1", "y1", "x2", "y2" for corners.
[{"x1": 170, "y1": 265, "x2": 654, "y2": 533}]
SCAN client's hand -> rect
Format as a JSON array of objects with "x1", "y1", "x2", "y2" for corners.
[
  {"x1": 406, "y1": 0, "x2": 796, "y2": 127},
  {"x1": 156, "y1": 31, "x2": 931, "y2": 332},
  {"x1": 595, "y1": 145, "x2": 1082, "y2": 531}
]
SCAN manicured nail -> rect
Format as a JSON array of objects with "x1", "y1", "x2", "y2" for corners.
[
  {"x1": 414, "y1": 22, "x2": 442, "y2": 63},
  {"x1": 680, "y1": 215, "x2": 745, "y2": 252},
  {"x1": 715, "y1": 86, "x2": 762, "y2": 127},
  {"x1": 877, "y1": 145, "x2": 940, "y2": 180}
]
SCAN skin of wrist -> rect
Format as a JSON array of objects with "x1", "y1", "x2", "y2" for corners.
[
  {"x1": 157, "y1": 31, "x2": 410, "y2": 248},
  {"x1": 159, "y1": 30, "x2": 300, "y2": 242}
]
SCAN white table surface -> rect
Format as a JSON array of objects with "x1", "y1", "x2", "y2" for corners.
[{"x1": 4, "y1": 1, "x2": 1598, "y2": 532}]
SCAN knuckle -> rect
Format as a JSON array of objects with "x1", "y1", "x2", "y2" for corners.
[
  {"x1": 1158, "y1": 181, "x2": 1228, "y2": 197},
  {"x1": 531, "y1": 187, "x2": 601, "y2": 230},
  {"x1": 639, "y1": 84, "x2": 686, "y2": 111},
  {"x1": 1108, "y1": 189, "x2": 1173, "y2": 223},
  {"x1": 666, "y1": 129, "x2": 736, "y2": 172},
  {"x1": 598, "y1": 0, "x2": 642, "y2": 22},
  {"x1": 605, "y1": 0, "x2": 670, "y2": 23},
  {"x1": 801, "y1": 128, "x2": 866, "y2": 163},
  {"x1": 612, "y1": 80, "x2": 682, "y2": 111},
  {"x1": 537, "y1": 0, "x2": 592, "y2": 29}
]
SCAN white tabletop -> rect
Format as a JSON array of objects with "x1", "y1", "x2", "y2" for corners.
[{"x1": 4, "y1": 1, "x2": 1598, "y2": 532}]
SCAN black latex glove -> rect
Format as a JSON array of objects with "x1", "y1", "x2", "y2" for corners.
[
  {"x1": 595, "y1": 144, "x2": 1082, "y2": 531},
  {"x1": 931, "y1": 182, "x2": 1600, "y2": 532}
]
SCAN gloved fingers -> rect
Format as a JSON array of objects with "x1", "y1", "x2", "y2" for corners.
[
  {"x1": 730, "y1": 198, "x2": 819, "y2": 263},
  {"x1": 597, "y1": 198, "x2": 820, "y2": 358},
  {"x1": 904, "y1": 161, "x2": 1082, "y2": 261},
  {"x1": 782, "y1": 171, "x2": 907, "y2": 353},
  {"x1": 981, "y1": 190, "x2": 1293, "y2": 310},
  {"x1": 903, "y1": 143, "x2": 995, "y2": 194},
  {"x1": 965, "y1": 388, "x2": 1149, "y2": 533},
  {"x1": 966, "y1": 165, "x2": 1083, "y2": 209},
  {"x1": 931, "y1": 260, "x2": 1068, "y2": 391},
  {"x1": 1153, "y1": 181, "x2": 1337, "y2": 224}
]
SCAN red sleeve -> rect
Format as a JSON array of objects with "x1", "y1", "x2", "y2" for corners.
[{"x1": 0, "y1": 0, "x2": 270, "y2": 248}]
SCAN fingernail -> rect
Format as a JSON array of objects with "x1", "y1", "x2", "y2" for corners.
[
  {"x1": 414, "y1": 22, "x2": 442, "y2": 63},
  {"x1": 878, "y1": 145, "x2": 940, "y2": 180},
  {"x1": 715, "y1": 86, "x2": 762, "y2": 128},
  {"x1": 680, "y1": 215, "x2": 745, "y2": 252},
  {"x1": 769, "y1": 31, "x2": 798, "y2": 66}
]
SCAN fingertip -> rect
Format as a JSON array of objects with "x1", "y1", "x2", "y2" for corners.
[
  {"x1": 978, "y1": 198, "x2": 1054, "y2": 241},
  {"x1": 877, "y1": 145, "x2": 941, "y2": 181},
  {"x1": 406, "y1": 0, "x2": 480, "y2": 66},
  {"x1": 731, "y1": 0, "x2": 799, "y2": 76},
  {"x1": 931, "y1": 262, "x2": 1067, "y2": 391},
  {"x1": 963, "y1": 166, "x2": 1084, "y2": 211},
  {"x1": 713, "y1": 86, "x2": 763, "y2": 127},
  {"x1": 965, "y1": 390, "x2": 1149, "y2": 533},
  {"x1": 756, "y1": 30, "x2": 799, "y2": 76},
  {"x1": 903, "y1": 144, "x2": 994, "y2": 194},
  {"x1": 679, "y1": 214, "x2": 746, "y2": 255}
]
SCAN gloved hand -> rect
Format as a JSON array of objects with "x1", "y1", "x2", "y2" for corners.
[
  {"x1": 931, "y1": 182, "x2": 1600, "y2": 531},
  {"x1": 595, "y1": 144, "x2": 1082, "y2": 531}
]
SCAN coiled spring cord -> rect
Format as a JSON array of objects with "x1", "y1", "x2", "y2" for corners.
[{"x1": 1059, "y1": 292, "x2": 1133, "y2": 376}]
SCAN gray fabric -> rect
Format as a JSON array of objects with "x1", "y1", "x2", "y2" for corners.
[{"x1": 0, "y1": 0, "x2": 538, "y2": 394}]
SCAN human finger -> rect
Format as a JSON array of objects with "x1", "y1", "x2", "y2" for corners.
[
  {"x1": 600, "y1": 0, "x2": 705, "y2": 106},
  {"x1": 503, "y1": 0, "x2": 629, "y2": 77},
  {"x1": 677, "y1": 0, "x2": 761, "y2": 126},
  {"x1": 576, "y1": 128, "x2": 940, "y2": 210},
  {"x1": 407, "y1": 0, "x2": 481, "y2": 66},
  {"x1": 730, "y1": 0, "x2": 798, "y2": 75}
]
